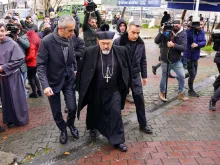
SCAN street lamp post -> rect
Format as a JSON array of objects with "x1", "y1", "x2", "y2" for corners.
[{"x1": 195, "y1": 0, "x2": 200, "y2": 16}]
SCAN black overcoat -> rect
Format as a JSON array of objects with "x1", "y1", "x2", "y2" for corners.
[
  {"x1": 37, "y1": 33, "x2": 77, "y2": 93},
  {"x1": 114, "y1": 32, "x2": 147, "y2": 95},
  {"x1": 76, "y1": 45, "x2": 130, "y2": 119}
]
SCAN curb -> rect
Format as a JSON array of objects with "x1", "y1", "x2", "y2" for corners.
[{"x1": 24, "y1": 75, "x2": 216, "y2": 165}]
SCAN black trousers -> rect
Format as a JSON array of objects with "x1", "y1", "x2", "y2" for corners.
[
  {"x1": 187, "y1": 60, "x2": 198, "y2": 91},
  {"x1": 212, "y1": 86, "x2": 220, "y2": 102},
  {"x1": 27, "y1": 66, "x2": 42, "y2": 94},
  {"x1": 132, "y1": 92, "x2": 147, "y2": 127},
  {"x1": 48, "y1": 82, "x2": 77, "y2": 132},
  {"x1": 217, "y1": 63, "x2": 220, "y2": 74}
]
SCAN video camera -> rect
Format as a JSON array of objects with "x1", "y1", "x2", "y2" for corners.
[
  {"x1": 164, "y1": 21, "x2": 174, "y2": 32},
  {"x1": 212, "y1": 30, "x2": 220, "y2": 51},
  {"x1": 6, "y1": 23, "x2": 19, "y2": 38},
  {"x1": 85, "y1": 0, "x2": 97, "y2": 13},
  {"x1": 189, "y1": 16, "x2": 200, "y2": 28},
  {"x1": 163, "y1": 19, "x2": 181, "y2": 32}
]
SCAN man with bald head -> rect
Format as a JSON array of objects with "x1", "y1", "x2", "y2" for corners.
[{"x1": 37, "y1": 15, "x2": 79, "y2": 144}]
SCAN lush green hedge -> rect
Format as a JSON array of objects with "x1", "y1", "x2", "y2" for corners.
[
  {"x1": 142, "y1": 23, "x2": 148, "y2": 28},
  {"x1": 201, "y1": 45, "x2": 214, "y2": 52},
  {"x1": 37, "y1": 14, "x2": 44, "y2": 20}
]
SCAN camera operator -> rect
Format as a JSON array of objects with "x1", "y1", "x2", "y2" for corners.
[
  {"x1": 155, "y1": 19, "x2": 189, "y2": 102},
  {"x1": 183, "y1": 20, "x2": 206, "y2": 97},
  {"x1": 83, "y1": 0, "x2": 101, "y2": 47},
  {"x1": 6, "y1": 24, "x2": 30, "y2": 98},
  {"x1": 21, "y1": 16, "x2": 38, "y2": 32}
]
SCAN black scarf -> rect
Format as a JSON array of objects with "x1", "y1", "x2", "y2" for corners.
[{"x1": 53, "y1": 27, "x2": 70, "y2": 47}]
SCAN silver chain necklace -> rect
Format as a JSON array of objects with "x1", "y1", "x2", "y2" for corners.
[{"x1": 100, "y1": 51, "x2": 114, "y2": 83}]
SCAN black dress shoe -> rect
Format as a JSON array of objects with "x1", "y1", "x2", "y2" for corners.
[
  {"x1": 152, "y1": 66, "x2": 157, "y2": 75},
  {"x1": 89, "y1": 129, "x2": 97, "y2": 138},
  {"x1": 0, "y1": 126, "x2": 5, "y2": 132},
  {"x1": 209, "y1": 99, "x2": 216, "y2": 111},
  {"x1": 168, "y1": 73, "x2": 176, "y2": 78},
  {"x1": 185, "y1": 73, "x2": 189, "y2": 79},
  {"x1": 140, "y1": 125, "x2": 153, "y2": 134},
  {"x1": 7, "y1": 122, "x2": 16, "y2": 129},
  {"x1": 29, "y1": 93, "x2": 39, "y2": 98},
  {"x1": 188, "y1": 90, "x2": 200, "y2": 97},
  {"x1": 60, "y1": 131, "x2": 68, "y2": 144},
  {"x1": 115, "y1": 143, "x2": 127, "y2": 152},
  {"x1": 37, "y1": 91, "x2": 43, "y2": 97},
  {"x1": 68, "y1": 125, "x2": 79, "y2": 139}
]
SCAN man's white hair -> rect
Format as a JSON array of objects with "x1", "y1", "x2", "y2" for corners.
[{"x1": 58, "y1": 15, "x2": 75, "y2": 28}]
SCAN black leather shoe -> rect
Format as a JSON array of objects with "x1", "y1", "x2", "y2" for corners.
[
  {"x1": 209, "y1": 99, "x2": 216, "y2": 111},
  {"x1": 37, "y1": 91, "x2": 43, "y2": 97},
  {"x1": 185, "y1": 73, "x2": 189, "y2": 79},
  {"x1": 168, "y1": 73, "x2": 176, "y2": 78},
  {"x1": 0, "y1": 126, "x2": 5, "y2": 132},
  {"x1": 68, "y1": 125, "x2": 79, "y2": 139},
  {"x1": 140, "y1": 125, "x2": 153, "y2": 134},
  {"x1": 7, "y1": 122, "x2": 16, "y2": 129},
  {"x1": 59, "y1": 131, "x2": 68, "y2": 144},
  {"x1": 188, "y1": 90, "x2": 200, "y2": 97},
  {"x1": 89, "y1": 129, "x2": 97, "y2": 139},
  {"x1": 29, "y1": 93, "x2": 39, "y2": 98},
  {"x1": 152, "y1": 66, "x2": 157, "y2": 75},
  {"x1": 115, "y1": 143, "x2": 127, "y2": 152}
]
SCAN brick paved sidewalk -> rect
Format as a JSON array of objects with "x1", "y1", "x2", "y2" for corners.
[
  {"x1": 74, "y1": 85, "x2": 220, "y2": 165},
  {"x1": 0, "y1": 29, "x2": 218, "y2": 163}
]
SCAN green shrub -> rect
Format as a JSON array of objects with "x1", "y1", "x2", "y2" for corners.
[
  {"x1": 201, "y1": 45, "x2": 214, "y2": 52},
  {"x1": 37, "y1": 14, "x2": 44, "y2": 20},
  {"x1": 142, "y1": 23, "x2": 148, "y2": 28}
]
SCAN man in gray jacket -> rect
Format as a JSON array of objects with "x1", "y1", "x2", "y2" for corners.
[{"x1": 155, "y1": 19, "x2": 189, "y2": 102}]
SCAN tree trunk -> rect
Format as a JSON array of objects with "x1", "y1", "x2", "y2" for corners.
[
  {"x1": 207, "y1": 16, "x2": 217, "y2": 45},
  {"x1": 181, "y1": 10, "x2": 187, "y2": 23},
  {"x1": 121, "y1": 7, "x2": 126, "y2": 18}
]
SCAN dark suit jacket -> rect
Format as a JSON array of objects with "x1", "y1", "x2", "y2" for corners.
[
  {"x1": 37, "y1": 33, "x2": 77, "y2": 93},
  {"x1": 77, "y1": 45, "x2": 130, "y2": 119}
]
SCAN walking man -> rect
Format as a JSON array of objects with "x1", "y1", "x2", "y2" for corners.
[
  {"x1": 114, "y1": 21, "x2": 152, "y2": 134},
  {"x1": 184, "y1": 21, "x2": 206, "y2": 97},
  {"x1": 77, "y1": 30, "x2": 130, "y2": 152},
  {"x1": 37, "y1": 15, "x2": 79, "y2": 144}
]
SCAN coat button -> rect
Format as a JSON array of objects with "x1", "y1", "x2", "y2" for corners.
[{"x1": 91, "y1": 69, "x2": 93, "y2": 72}]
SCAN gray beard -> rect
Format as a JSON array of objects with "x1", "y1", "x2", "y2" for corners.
[{"x1": 102, "y1": 50, "x2": 110, "y2": 55}]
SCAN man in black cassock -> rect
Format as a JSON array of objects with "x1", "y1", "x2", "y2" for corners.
[
  {"x1": 0, "y1": 23, "x2": 29, "y2": 129},
  {"x1": 77, "y1": 31, "x2": 130, "y2": 152}
]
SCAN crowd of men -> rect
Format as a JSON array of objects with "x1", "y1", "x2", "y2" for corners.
[{"x1": 2, "y1": 7, "x2": 220, "y2": 152}]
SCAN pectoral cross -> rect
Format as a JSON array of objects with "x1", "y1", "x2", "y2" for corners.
[{"x1": 104, "y1": 66, "x2": 111, "y2": 83}]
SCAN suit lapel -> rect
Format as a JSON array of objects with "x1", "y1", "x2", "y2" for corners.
[
  {"x1": 52, "y1": 40, "x2": 65, "y2": 63},
  {"x1": 67, "y1": 39, "x2": 74, "y2": 62}
]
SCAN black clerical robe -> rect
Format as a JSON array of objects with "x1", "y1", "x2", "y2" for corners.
[{"x1": 77, "y1": 45, "x2": 130, "y2": 145}]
